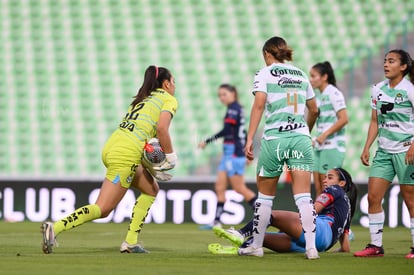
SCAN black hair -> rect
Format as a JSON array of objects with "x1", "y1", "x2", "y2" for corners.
[
  {"x1": 262, "y1": 36, "x2": 293, "y2": 62},
  {"x1": 387, "y1": 49, "x2": 414, "y2": 85},
  {"x1": 335, "y1": 167, "x2": 358, "y2": 220},
  {"x1": 131, "y1": 65, "x2": 172, "y2": 107},
  {"x1": 312, "y1": 61, "x2": 337, "y2": 87},
  {"x1": 219, "y1": 83, "x2": 239, "y2": 103}
]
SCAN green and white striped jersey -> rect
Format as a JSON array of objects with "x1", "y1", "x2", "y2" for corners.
[
  {"x1": 315, "y1": 84, "x2": 347, "y2": 152},
  {"x1": 371, "y1": 78, "x2": 414, "y2": 153},
  {"x1": 252, "y1": 63, "x2": 315, "y2": 140}
]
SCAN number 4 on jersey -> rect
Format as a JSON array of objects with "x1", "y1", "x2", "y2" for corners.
[{"x1": 287, "y1": 91, "x2": 298, "y2": 114}]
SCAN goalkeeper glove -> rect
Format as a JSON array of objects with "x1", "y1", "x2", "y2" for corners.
[
  {"x1": 154, "y1": 152, "x2": 177, "y2": 171},
  {"x1": 153, "y1": 171, "x2": 173, "y2": 181},
  {"x1": 141, "y1": 156, "x2": 173, "y2": 181}
]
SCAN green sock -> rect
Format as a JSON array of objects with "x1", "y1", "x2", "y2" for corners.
[
  {"x1": 53, "y1": 204, "x2": 102, "y2": 236},
  {"x1": 125, "y1": 194, "x2": 156, "y2": 245}
]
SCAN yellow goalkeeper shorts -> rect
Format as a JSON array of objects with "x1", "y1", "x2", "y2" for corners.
[{"x1": 101, "y1": 131, "x2": 145, "y2": 188}]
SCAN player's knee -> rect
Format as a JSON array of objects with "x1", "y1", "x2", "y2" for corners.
[
  {"x1": 232, "y1": 184, "x2": 246, "y2": 194},
  {"x1": 403, "y1": 197, "x2": 414, "y2": 211},
  {"x1": 367, "y1": 193, "x2": 383, "y2": 206}
]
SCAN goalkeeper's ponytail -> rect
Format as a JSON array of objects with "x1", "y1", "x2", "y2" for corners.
[{"x1": 131, "y1": 65, "x2": 172, "y2": 107}]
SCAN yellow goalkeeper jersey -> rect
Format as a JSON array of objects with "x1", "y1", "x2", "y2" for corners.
[{"x1": 115, "y1": 88, "x2": 178, "y2": 147}]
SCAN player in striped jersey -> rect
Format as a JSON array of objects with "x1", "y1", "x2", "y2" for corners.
[
  {"x1": 239, "y1": 37, "x2": 319, "y2": 259},
  {"x1": 310, "y1": 61, "x2": 348, "y2": 196},
  {"x1": 41, "y1": 66, "x2": 178, "y2": 254},
  {"x1": 354, "y1": 49, "x2": 414, "y2": 259},
  {"x1": 198, "y1": 84, "x2": 256, "y2": 230}
]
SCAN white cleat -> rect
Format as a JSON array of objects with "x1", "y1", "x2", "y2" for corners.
[
  {"x1": 120, "y1": 241, "x2": 149, "y2": 253},
  {"x1": 41, "y1": 222, "x2": 56, "y2": 254},
  {"x1": 213, "y1": 226, "x2": 244, "y2": 247},
  {"x1": 305, "y1": 248, "x2": 320, "y2": 260},
  {"x1": 238, "y1": 246, "x2": 264, "y2": 257}
]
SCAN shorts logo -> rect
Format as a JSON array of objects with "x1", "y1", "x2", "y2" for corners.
[
  {"x1": 275, "y1": 142, "x2": 305, "y2": 161},
  {"x1": 127, "y1": 164, "x2": 138, "y2": 183},
  {"x1": 410, "y1": 173, "x2": 414, "y2": 180},
  {"x1": 322, "y1": 164, "x2": 329, "y2": 170}
]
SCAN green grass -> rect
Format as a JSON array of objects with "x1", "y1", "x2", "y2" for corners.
[{"x1": 0, "y1": 222, "x2": 413, "y2": 274}]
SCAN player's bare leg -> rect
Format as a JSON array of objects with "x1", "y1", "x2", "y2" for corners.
[{"x1": 229, "y1": 174, "x2": 256, "y2": 207}]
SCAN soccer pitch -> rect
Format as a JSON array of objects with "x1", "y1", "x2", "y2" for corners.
[{"x1": 0, "y1": 222, "x2": 412, "y2": 274}]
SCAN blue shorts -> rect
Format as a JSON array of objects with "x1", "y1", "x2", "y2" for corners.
[
  {"x1": 217, "y1": 144, "x2": 246, "y2": 177},
  {"x1": 290, "y1": 216, "x2": 333, "y2": 252}
]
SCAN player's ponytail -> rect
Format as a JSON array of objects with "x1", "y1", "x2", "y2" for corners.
[
  {"x1": 312, "y1": 61, "x2": 337, "y2": 87},
  {"x1": 388, "y1": 49, "x2": 414, "y2": 85},
  {"x1": 131, "y1": 65, "x2": 172, "y2": 107},
  {"x1": 262, "y1": 36, "x2": 293, "y2": 62},
  {"x1": 335, "y1": 168, "x2": 358, "y2": 220}
]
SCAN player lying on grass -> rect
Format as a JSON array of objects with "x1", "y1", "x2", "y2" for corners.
[{"x1": 208, "y1": 168, "x2": 357, "y2": 255}]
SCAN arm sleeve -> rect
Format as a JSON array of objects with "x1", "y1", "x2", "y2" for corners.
[
  {"x1": 161, "y1": 97, "x2": 178, "y2": 117},
  {"x1": 407, "y1": 84, "x2": 414, "y2": 107},
  {"x1": 306, "y1": 82, "x2": 316, "y2": 100},
  {"x1": 205, "y1": 123, "x2": 234, "y2": 144},
  {"x1": 205, "y1": 107, "x2": 238, "y2": 144},
  {"x1": 370, "y1": 85, "x2": 378, "y2": 110},
  {"x1": 344, "y1": 216, "x2": 351, "y2": 231},
  {"x1": 331, "y1": 91, "x2": 346, "y2": 112},
  {"x1": 252, "y1": 69, "x2": 268, "y2": 95},
  {"x1": 205, "y1": 128, "x2": 224, "y2": 144},
  {"x1": 315, "y1": 192, "x2": 335, "y2": 208}
]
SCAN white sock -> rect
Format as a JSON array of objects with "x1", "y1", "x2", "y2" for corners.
[
  {"x1": 251, "y1": 192, "x2": 274, "y2": 248},
  {"x1": 410, "y1": 218, "x2": 414, "y2": 247},
  {"x1": 294, "y1": 193, "x2": 316, "y2": 250},
  {"x1": 369, "y1": 212, "x2": 384, "y2": 247}
]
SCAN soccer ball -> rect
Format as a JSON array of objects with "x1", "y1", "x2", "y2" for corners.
[{"x1": 143, "y1": 138, "x2": 166, "y2": 165}]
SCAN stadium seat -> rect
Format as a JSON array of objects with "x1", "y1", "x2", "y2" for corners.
[{"x1": 0, "y1": 0, "x2": 413, "y2": 180}]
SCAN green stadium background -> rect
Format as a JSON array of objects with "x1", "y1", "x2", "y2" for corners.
[{"x1": 1, "y1": 0, "x2": 413, "y2": 182}]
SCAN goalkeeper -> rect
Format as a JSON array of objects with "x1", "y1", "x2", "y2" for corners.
[{"x1": 41, "y1": 65, "x2": 178, "y2": 254}]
